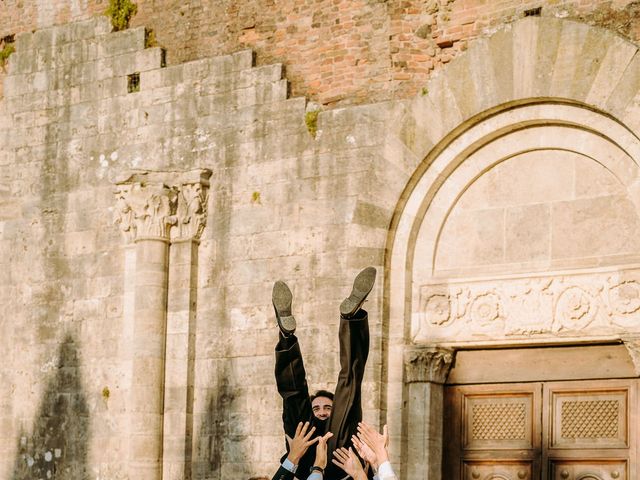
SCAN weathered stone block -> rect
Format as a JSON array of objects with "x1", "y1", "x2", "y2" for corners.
[
  {"x1": 551, "y1": 195, "x2": 640, "y2": 260},
  {"x1": 97, "y1": 27, "x2": 146, "y2": 59}
]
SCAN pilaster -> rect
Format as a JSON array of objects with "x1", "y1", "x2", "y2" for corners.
[
  {"x1": 164, "y1": 170, "x2": 211, "y2": 480},
  {"x1": 404, "y1": 347, "x2": 454, "y2": 480},
  {"x1": 114, "y1": 169, "x2": 211, "y2": 480}
]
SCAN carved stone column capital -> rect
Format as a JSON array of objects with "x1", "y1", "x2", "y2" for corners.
[
  {"x1": 113, "y1": 169, "x2": 212, "y2": 243},
  {"x1": 171, "y1": 169, "x2": 212, "y2": 243},
  {"x1": 404, "y1": 346, "x2": 454, "y2": 384}
]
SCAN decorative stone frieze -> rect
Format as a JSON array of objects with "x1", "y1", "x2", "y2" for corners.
[
  {"x1": 404, "y1": 347, "x2": 454, "y2": 384},
  {"x1": 414, "y1": 266, "x2": 640, "y2": 343},
  {"x1": 113, "y1": 169, "x2": 212, "y2": 243}
]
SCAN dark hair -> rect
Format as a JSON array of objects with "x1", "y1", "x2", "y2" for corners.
[{"x1": 310, "y1": 390, "x2": 334, "y2": 402}]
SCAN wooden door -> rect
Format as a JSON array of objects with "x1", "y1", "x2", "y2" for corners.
[
  {"x1": 543, "y1": 379, "x2": 637, "y2": 480},
  {"x1": 443, "y1": 382, "x2": 542, "y2": 480},
  {"x1": 444, "y1": 380, "x2": 638, "y2": 480}
]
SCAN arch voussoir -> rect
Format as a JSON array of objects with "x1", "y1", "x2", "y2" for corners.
[
  {"x1": 585, "y1": 35, "x2": 637, "y2": 108},
  {"x1": 606, "y1": 52, "x2": 640, "y2": 117}
]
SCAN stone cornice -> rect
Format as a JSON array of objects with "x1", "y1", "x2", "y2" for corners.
[
  {"x1": 404, "y1": 347, "x2": 454, "y2": 384},
  {"x1": 114, "y1": 169, "x2": 212, "y2": 243}
]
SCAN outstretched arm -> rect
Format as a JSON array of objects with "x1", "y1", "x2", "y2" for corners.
[{"x1": 307, "y1": 431, "x2": 333, "y2": 479}]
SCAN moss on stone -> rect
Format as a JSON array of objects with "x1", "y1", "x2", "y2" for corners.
[
  {"x1": 305, "y1": 110, "x2": 320, "y2": 138},
  {"x1": 105, "y1": 0, "x2": 138, "y2": 32},
  {"x1": 145, "y1": 28, "x2": 158, "y2": 48},
  {"x1": 0, "y1": 43, "x2": 15, "y2": 71}
]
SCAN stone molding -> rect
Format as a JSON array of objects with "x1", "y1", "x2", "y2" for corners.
[
  {"x1": 114, "y1": 169, "x2": 212, "y2": 243},
  {"x1": 414, "y1": 266, "x2": 640, "y2": 343},
  {"x1": 404, "y1": 347, "x2": 454, "y2": 384}
]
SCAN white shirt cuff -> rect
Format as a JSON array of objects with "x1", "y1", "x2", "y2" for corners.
[
  {"x1": 282, "y1": 458, "x2": 297, "y2": 473},
  {"x1": 377, "y1": 460, "x2": 395, "y2": 478},
  {"x1": 307, "y1": 472, "x2": 323, "y2": 480}
]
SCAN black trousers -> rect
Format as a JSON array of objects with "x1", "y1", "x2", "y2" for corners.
[{"x1": 275, "y1": 310, "x2": 369, "y2": 479}]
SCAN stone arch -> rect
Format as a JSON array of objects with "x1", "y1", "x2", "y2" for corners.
[{"x1": 383, "y1": 16, "x2": 640, "y2": 478}]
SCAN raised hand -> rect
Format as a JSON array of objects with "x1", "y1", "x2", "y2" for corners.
[
  {"x1": 356, "y1": 422, "x2": 389, "y2": 469},
  {"x1": 313, "y1": 431, "x2": 334, "y2": 470},
  {"x1": 332, "y1": 447, "x2": 367, "y2": 480},
  {"x1": 351, "y1": 433, "x2": 376, "y2": 467},
  {"x1": 285, "y1": 421, "x2": 317, "y2": 465}
]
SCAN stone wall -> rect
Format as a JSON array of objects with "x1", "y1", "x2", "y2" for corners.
[
  {"x1": 3, "y1": 6, "x2": 640, "y2": 480},
  {"x1": 0, "y1": 16, "x2": 396, "y2": 479},
  {"x1": 1, "y1": 1, "x2": 640, "y2": 104}
]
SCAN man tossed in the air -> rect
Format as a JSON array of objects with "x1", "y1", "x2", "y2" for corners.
[{"x1": 272, "y1": 267, "x2": 376, "y2": 479}]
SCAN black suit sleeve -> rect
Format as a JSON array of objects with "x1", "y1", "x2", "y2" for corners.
[{"x1": 271, "y1": 464, "x2": 296, "y2": 480}]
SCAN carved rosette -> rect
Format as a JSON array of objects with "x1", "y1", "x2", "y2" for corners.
[
  {"x1": 404, "y1": 347, "x2": 454, "y2": 384},
  {"x1": 553, "y1": 286, "x2": 595, "y2": 331},
  {"x1": 469, "y1": 292, "x2": 501, "y2": 326},
  {"x1": 114, "y1": 169, "x2": 212, "y2": 243},
  {"x1": 609, "y1": 281, "x2": 640, "y2": 315},
  {"x1": 422, "y1": 293, "x2": 452, "y2": 326}
]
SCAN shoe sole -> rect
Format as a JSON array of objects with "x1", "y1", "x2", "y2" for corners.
[
  {"x1": 272, "y1": 280, "x2": 296, "y2": 335},
  {"x1": 340, "y1": 266, "x2": 376, "y2": 317}
]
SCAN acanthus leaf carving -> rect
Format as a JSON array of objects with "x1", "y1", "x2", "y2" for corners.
[
  {"x1": 171, "y1": 170, "x2": 211, "y2": 242},
  {"x1": 404, "y1": 347, "x2": 454, "y2": 384},
  {"x1": 114, "y1": 184, "x2": 136, "y2": 243},
  {"x1": 114, "y1": 169, "x2": 212, "y2": 243}
]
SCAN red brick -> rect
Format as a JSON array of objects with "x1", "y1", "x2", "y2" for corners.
[{"x1": 0, "y1": 0, "x2": 638, "y2": 107}]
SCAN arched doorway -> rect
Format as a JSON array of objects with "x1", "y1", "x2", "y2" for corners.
[{"x1": 382, "y1": 16, "x2": 640, "y2": 480}]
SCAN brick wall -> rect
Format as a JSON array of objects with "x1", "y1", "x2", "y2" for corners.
[{"x1": 1, "y1": 1, "x2": 639, "y2": 105}]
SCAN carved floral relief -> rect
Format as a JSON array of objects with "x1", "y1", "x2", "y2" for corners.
[{"x1": 413, "y1": 267, "x2": 640, "y2": 343}]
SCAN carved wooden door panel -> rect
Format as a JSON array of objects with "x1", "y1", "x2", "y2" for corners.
[
  {"x1": 444, "y1": 380, "x2": 638, "y2": 480},
  {"x1": 542, "y1": 379, "x2": 637, "y2": 480},
  {"x1": 443, "y1": 382, "x2": 542, "y2": 480}
]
